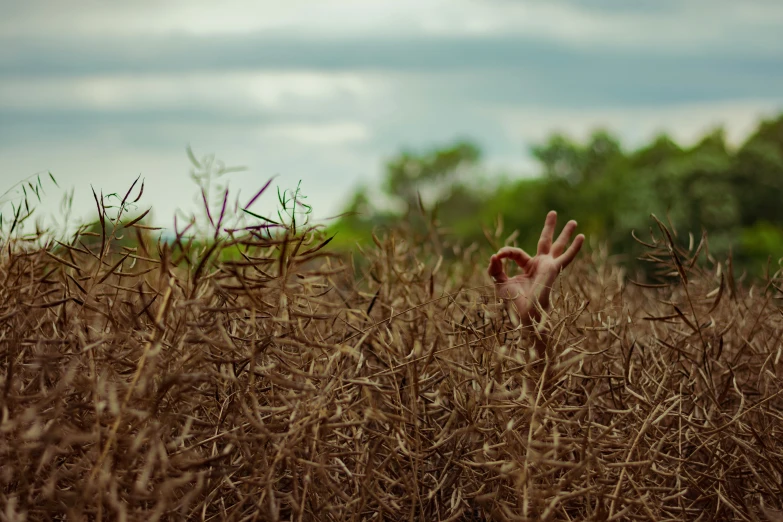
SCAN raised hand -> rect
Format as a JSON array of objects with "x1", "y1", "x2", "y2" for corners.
[{"x1": 488, "y1": 211, "x2": 584, "y2": 327}]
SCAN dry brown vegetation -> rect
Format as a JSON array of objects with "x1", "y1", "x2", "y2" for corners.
[{"x1": 2, "y1": 178, "x2": 783, "y2": 521}]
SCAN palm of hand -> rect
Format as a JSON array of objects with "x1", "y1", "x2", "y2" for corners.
[
  {"x1": 497, "y1": 254, "x2": 560, "y2": 311},
  {"x1": 488, "y1": 211, "x2": 584, "y2": 325}
]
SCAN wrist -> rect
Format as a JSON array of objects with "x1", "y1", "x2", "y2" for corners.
[{"x1": 512, "y1": 297, "x2": 539, "y2": 327}]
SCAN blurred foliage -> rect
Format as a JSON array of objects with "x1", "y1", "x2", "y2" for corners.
[{"x1": 333, "y1": 113, "x2": 783, "y2": 278}]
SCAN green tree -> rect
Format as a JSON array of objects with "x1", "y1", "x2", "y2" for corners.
[
  {"x1": 332, "y1": 113, "x2": 783, "y2": 278},
  {"x1": 383, "y1": 140, "x2": 481, "y2": 212}
]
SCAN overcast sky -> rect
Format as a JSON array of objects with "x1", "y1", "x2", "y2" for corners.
[{"x1": 2, "y1": 0, "x2": 783, "y2": 225}]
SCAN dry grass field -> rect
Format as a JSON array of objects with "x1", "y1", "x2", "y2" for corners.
[{"x1": 2, "y1": 178, "x2": 783, "y2": 521}]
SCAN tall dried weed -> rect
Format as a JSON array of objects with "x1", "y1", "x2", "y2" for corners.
[{"x1": 1, "y1": 174, "x2": 783, "y2": 521}]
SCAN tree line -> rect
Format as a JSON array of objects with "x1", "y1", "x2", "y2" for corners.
[{"x1": 333, "y1": 113, "x2": 783, "y2": 279}]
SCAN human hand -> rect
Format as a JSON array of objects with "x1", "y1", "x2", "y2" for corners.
[{"x1": 488, "y1": 211, "x2": 584, "y2": 326}]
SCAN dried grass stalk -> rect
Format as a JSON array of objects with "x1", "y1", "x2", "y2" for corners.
[{"x1": 1, "y1": 192, "x2": 782, "y2": 521}]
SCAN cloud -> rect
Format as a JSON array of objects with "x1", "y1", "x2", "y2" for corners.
[
  {"x1": 490, "y1": 98, "x2": 783, "y2": 149},
  {"x1": 258, "y1": 122, "x2": 370, "y2": 145},
  {"x1": 0, "y1": 130, "x2": 379, "y2": 227},
  {"x1": 4, "y1": 32, "x2": 783, "y2": 80},
  {"x1": 3, "y1": 0, "x2": 782, "y2": 54},
  {"x1": 1, "y1": 0, "x2": 782, "y2": 224},
  {"x1": 2, "y1": 51, "x2": 782, "y2": 120},
  {"x1": 0, "y1": 71, "x2": 378, "y2": 112}
]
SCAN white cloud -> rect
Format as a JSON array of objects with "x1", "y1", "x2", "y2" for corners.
[
  {"x1": 0, "y1": 71, "x2": 380, "y2": 112},
  {"x1": 5, "y1": 97, "x2": 779, "y2": 229},
  {"x1": 490, "y1": 98, "x2": 783, "y2": 150},
  {"x1": 0, "y1": 0, "x2": 427, "y2": 38},
  {"x1": 2, "y1": 0, "x2": 781, "y2": 53},
  {"x1": 0, "y1": 134, "x2": 377, "y2": 227},
  {"x1": 417, "y1": 0, "x2": 783, "y2": 52},
  {"x1": 1, "y1": 0, "x2": 782, "y2": 228},
  {"x1": 258, "y1": 122, "x2": 370, "y2": 145}
]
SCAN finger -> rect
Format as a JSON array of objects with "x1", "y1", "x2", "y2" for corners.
[
  {"x1": 487, "y1": 254, "x2": 509, "y2": 283},
  {"x1": 537, "y1": 210, "x2": 557, "y2": 255},
  {"x1": 551, "y1": 219, "x2": 577, "y2": 257},
  {"x1": 557, "y1": 233, "x2": 585, "y2": 269},
  {"x1": 495, "y1": 246, "x2": 532, "y2": 269}
]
